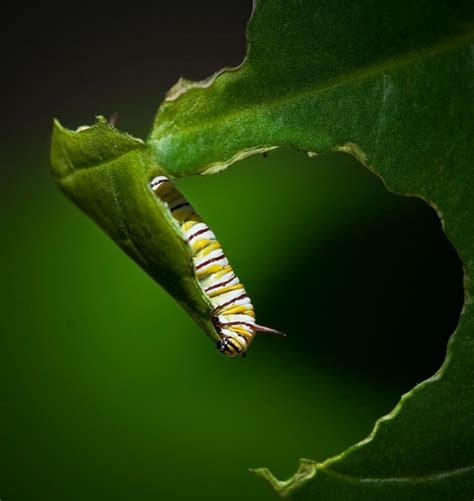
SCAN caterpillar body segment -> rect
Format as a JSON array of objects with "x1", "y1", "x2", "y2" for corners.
[{"x1": 150, "y1": 175, "x2": 284, "y2": 356}]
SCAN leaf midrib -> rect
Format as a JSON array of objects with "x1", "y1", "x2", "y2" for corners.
[
  {"x1": 55, "y1": 147, "x2": 145, "y2": 183},
  {"x1": 323, "y1": 463, "x2": 474, "y2": 484},
  {"x1": 270, "y1": 462, "x2": 474, "y2": 498}
]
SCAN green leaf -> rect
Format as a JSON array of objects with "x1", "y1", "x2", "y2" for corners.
[
  {"x1": 50, "y1": 117, "x2": 218, "y2": 343},
  {"x1": 149, "y1": 0, "x2": 474, "y2": 499}
]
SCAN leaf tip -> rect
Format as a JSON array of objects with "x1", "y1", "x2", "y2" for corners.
[
  {"x1": 50, "y1": 118, "x2": 74, "y2": 181},
  {"x1": 251, "y1": 459, "x2": 317, "y2": 497},
  {"x1": 50, "y1": 116, "x2": 144, "y2": 184},
  {"x1": 251, "y1": 467, "x2": 288, "y2": 495}
]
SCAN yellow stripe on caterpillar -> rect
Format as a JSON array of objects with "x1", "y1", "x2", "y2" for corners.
[
  {"x1": 213, "y1": 265, "x2": 233, "y2": 279},
  {"x1": 229, "y1": 326, "x2": 253, "y2": 337},
  {"x1": 197, "y1": 242, "x2": 221, "y2": 258},
  {"x1": 221, "y1": 305, "x2": 255, "y2": 316},
  {"x1": 207, "y1": 283, "x2": 244, "y2": 298},
  {"x1": 182, "y1": 221, "x2": 197, "y2": 232},
  {"x1": 196, "y1": 264, "x2": 227, "y2": 278},
  {"x1": 191, "y1": 238, "x2": 214, "y2": 252}
]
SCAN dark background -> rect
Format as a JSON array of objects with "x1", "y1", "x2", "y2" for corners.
[{"x1": 1, "y1": 2, "x2": 464, "y2": 500}]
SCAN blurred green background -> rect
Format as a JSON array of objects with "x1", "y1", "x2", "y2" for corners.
[{"x1": 1, "y1": 2, "x2": 464, "y2": 500}]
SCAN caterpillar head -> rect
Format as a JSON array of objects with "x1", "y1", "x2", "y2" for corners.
[{"x1": 216, "y1": 337, "x2": 246, "y2": 357}]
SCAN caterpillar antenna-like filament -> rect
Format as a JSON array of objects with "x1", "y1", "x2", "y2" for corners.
[{"x1": 254, "y1": 324, "x2": 286, "y2": 337}]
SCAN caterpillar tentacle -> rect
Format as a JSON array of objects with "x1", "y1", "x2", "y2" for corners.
[
  {"x1": 253, "y1": 324, "x2": 286, "y2": 336},
  {"x1": 150, "y1": 175, "x2": 283, "y2": 357}
]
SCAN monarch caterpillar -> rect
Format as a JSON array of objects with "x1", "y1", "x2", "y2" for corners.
[{"x1": 150, "y1": 175, "x2": 284, "y2": 356}]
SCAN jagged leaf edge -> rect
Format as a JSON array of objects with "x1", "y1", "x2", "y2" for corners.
[{"x1": 147, "y1": 1, "x2": 469, "y2": 494}]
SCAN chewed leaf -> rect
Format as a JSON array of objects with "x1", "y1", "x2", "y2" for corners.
[{"x1": 148, "y1": 0, "x2": 474, "y2": 498}]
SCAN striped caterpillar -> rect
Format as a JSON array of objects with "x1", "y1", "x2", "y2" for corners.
[{"x1": 150, "y1": 175, "x2": 284, "y2": 357}]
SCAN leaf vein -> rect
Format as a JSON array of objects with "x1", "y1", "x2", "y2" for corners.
[{"x1": 322, "y1": 464, "x2": 474, "y2": 484}]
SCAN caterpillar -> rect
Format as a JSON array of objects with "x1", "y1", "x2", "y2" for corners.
[{"x1": 150, "y1": 175, "x2": 284, "y2": 357}]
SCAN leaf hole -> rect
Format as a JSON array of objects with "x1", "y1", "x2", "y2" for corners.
[{"x1": 178, "y1": 149, "x2": 464, "y2": 394}]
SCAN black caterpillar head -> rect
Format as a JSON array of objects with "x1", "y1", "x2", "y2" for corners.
[{"x1": 216, "y1": 337, "x2": 245, "y2": 357}]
